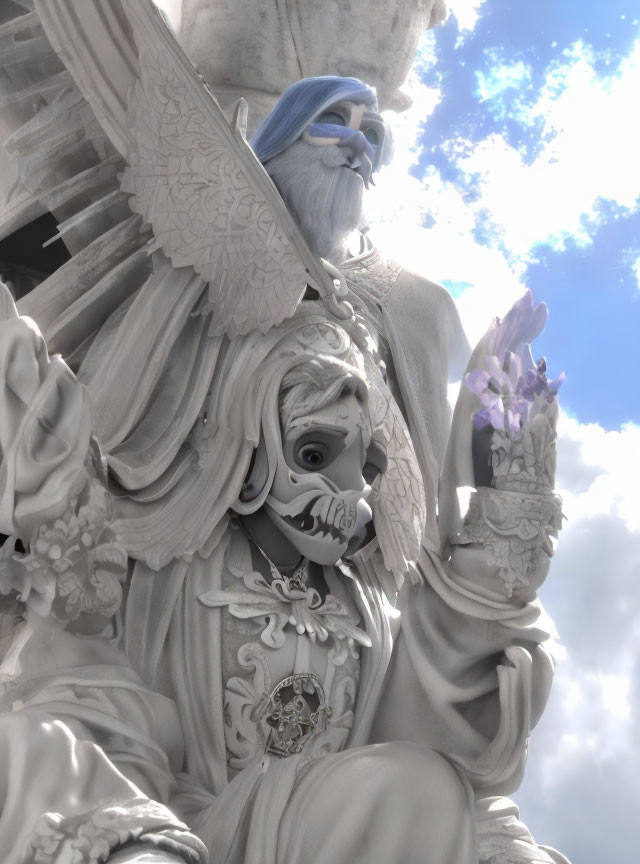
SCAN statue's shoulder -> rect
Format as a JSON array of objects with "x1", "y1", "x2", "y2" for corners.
[
  {"x1": 381, "y1": 256, "x2": 469, "y2": 356},
  {"x1": 388, "y1": 260, "x2": 461, "y2": 323},
  {"x1": 343, "y1": 248, "x2": 470, "y2": 380},
  {"x1": 343, "y1": 249, "x2": 403, "y2": 301},
  {"x1": 344, "y1": 248, "x2": 460, "y2": 322}
]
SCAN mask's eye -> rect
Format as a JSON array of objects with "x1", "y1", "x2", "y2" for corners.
[
  {"x1": 362, "y1": 127, "x2": 379, "y2": 150},
  {"x1": 316, "y1": 110, "x2": 347, "y2": 126},
  {"x1": 296, "y1": 442, "x2": 329, "y2": 470}
]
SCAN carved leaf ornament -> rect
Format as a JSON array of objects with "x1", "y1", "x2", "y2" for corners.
[{"x1": 121, "y1": 0, "x2": 349, "y2": 337}]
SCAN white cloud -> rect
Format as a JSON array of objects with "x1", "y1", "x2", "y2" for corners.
[
  {"x1": 366, "y1": 51, "x2": 527, "y2": 345},
  {"x1": 369, "y1": 160, "x2": 525, "y2": 344},
  {"x1": 367, "y1": 36, "x2": 640, "y2": 341},
  {"x1": 454, "y1": 39, "x2": 640, "y2": 260},
  {"x1": 446, "y1": 0, "x2": 488, "y2": 33},
  {"x1": 513, "y1": 413, "x2": 640, "y2": 860},
  {"x1": 632, "y1": 255, "x2": 640, "y2": 291},
  {"x1": 556, "y1": 413, "x2": 640, "y2": 533},
  {"x1": 599, "y1": 673, "x2": 631, "y2": 723},
  {"x1": 475, "y1": 53, "x2": 532, "y2": 103}
]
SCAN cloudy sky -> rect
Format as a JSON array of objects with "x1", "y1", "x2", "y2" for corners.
[{"x1": 367, "y1": 1, "x2": 640, "y2": 860}]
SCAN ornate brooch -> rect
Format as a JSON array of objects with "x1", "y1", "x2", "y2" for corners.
[{"x1": 254, "y1": 673, "x2": 332, "y2": 757}]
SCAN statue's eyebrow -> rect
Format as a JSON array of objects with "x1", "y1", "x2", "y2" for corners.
[
  {"x1": 314, "y1": 102, "x2": 350, "y2": 121},
  {"x1": 325, "y1": 101, "x2": 351, "y2": 112}
]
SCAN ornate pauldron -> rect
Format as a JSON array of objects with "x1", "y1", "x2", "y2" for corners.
[{"x1": 257, "y1": 673, "x2": 332, "y2": 758}]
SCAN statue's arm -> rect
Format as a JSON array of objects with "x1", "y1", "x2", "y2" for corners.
[
  {"x1": 370, "y1": 542, "x2": 556, "y2": 796},
  {"x1": 0, "y1": 286, "x2": 205, "y2": 863},
  {"x1": 371, "y1": 292, "x2": 562, "y2": 797}
]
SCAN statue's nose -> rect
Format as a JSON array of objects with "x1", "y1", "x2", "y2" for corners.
[
  {"x1": 336, "y1": 130, "x2": 374, "y2": 186},
  {"x1": 336, "y1": 130, "x2": 369, "y2": 164}
]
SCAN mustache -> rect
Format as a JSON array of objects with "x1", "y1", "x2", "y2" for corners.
[
  {"x1": 318, "y1": 146, "x2": 351, "y2": 168},
  {"x1": 266, "y1": 487, "x2": 366, "y2": 518},
  {"x1": 318, "y1": 144, "x2": 374, "y2": 188},
  {"x1": 266, "y1": 489, "x2": 370, "y2": 544}
]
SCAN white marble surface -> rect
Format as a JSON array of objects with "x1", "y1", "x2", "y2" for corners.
[{"x1": 175, "y1": 0, "x2": 447, "y2": 128}]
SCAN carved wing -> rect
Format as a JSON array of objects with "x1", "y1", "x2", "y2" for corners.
[
  {"x1": 120, "y1": 0, "x2": 342, "y2": 337},
  {"x1": 365, "y1": 365, "x2": 426, "y2": 576}
]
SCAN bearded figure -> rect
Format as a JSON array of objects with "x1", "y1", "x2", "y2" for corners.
[{"x1": 0, "y1": 3, "x2": 570, "y2": 864}]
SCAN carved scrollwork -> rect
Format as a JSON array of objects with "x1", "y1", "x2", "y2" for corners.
[{"x1": 199, "y1": 564, "x2": 371, "y2": 651}]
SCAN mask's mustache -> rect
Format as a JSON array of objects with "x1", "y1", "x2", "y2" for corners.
[
  {"x1": 270, "y1": 492, "x2": 371, "y2": 545},
  {"x1": 267, "y1": 487, "x2": 366, "y2": 519}
]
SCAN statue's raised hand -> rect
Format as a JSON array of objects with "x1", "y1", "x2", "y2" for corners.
[{"x1": 441, "y1": 291, "x2": 564, "y2": 600}]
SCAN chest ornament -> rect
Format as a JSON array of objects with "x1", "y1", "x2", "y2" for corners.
[
  {"x1": 198, "y1": 562, "x2": 371, "y2": 653},
  {"x1": 255, "y1": 673, "x2": 332, "y2": 757}
]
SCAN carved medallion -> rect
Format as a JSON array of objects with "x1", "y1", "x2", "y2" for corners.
[{"x1": 258, "y1": 673, "x2": 332, "y2": 757}]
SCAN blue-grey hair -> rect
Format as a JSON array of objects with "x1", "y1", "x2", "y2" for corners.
[{"x1": 250, "y1": 76, "x2": 378, "y2": 163}]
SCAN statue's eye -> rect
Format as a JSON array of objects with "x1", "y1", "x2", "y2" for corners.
[
  {"x1": 296, "y1": 442, "x2": 329, "y2": 470},
  {"x1": 316, "y1": 111, "x2": 347, "y2": 127},
  {"x1": 363, "y1": 127, "x2": 379, "y2": 150}
]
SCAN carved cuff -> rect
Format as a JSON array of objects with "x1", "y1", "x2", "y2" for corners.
[
  {"x1": 27, "y1": 796, "x2": 208, "y2": 864},
  {"x1": 454, "y1": 486, "x2": 563, "y2": 598}
]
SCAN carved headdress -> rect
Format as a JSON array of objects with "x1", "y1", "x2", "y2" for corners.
[{"x1": 111, "y1": 306, "x2": 425, "y2": 581}]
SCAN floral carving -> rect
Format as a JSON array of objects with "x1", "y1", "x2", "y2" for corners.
[
  {"x1": 466, "y1": 352, "x2": 564, "y2": 442},
  {"x1": 490, "y1": 414, "x2": 559, "y2": 495},
  {"x1": 458, "y1": 340, "x2": 565, "y2": 596},
  {"x1": 0, "y1": 471, "x2": 127, "y2": 622},
  {"x1": 27, "y1": 796, "x2": 206, "y2": 863}
]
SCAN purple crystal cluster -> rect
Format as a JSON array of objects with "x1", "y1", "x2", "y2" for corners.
[{"x1": 465, "y1": 352, "x2": 564, "y2": 440}]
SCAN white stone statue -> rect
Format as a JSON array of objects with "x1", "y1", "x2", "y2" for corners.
[
  {"x1": 0, "y1": 2, "x2": 571, "y2": 863},
  {"x1": 172, "y1": 0, "x2": 447, "y2": 127}
]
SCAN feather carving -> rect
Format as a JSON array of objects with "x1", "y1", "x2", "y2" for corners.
[{"x1": 120, "y1": 0, "x2": 346, "y2": 336}]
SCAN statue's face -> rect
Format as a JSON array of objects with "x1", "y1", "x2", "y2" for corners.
[
  {"x1": 265, "y1": 392, "x2": 386, "y2": 564},
  {"x1": 264, "y1": 98, "x2": 385, "y2": 260},
  {"x1": 302, "y1": 99, "x2": 386, "y2": 185}
]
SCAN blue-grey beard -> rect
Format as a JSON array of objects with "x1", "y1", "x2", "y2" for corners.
[{"x1": 264, "y1": 141, "x2": 365, "y2": 263}]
